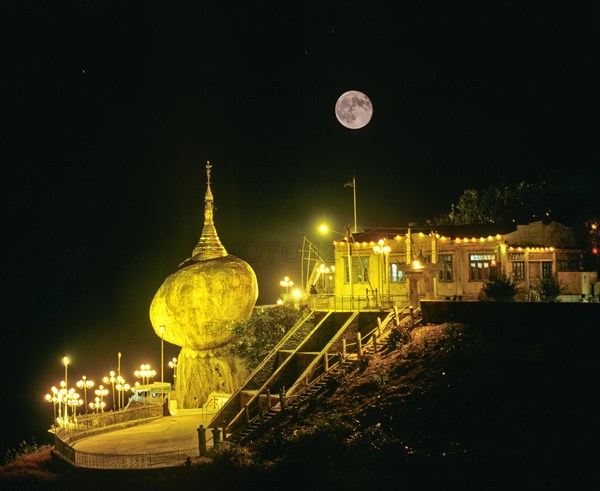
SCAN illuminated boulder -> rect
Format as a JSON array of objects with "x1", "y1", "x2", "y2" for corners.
[{"x1": 150, "y1": 254, "x2": 258, "y2": 350}]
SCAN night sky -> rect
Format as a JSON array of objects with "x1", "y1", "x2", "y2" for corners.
[{"x1": 2, "y1": 1, "x2": 597, "y2": 453}]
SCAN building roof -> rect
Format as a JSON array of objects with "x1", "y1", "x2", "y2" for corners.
[{"x1": 350, "y1": 223, "x2": 519, "y2": 243}]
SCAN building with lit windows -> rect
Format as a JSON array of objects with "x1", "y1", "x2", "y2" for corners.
[{"x1": 311, "y1": 220, "x2": 597, "y2": 309}]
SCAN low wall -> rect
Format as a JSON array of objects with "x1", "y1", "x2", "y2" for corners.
[{"x1": 420, "y1": 300, "x2": 600, "y2": 345}]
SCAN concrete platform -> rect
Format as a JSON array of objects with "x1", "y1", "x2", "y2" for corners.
[{"x1": 71, "y1": 409, "x2": 216, "y2": 455}]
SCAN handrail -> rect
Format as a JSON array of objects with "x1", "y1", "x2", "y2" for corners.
[
  {"x1": 286, "y1": 312, "x2": 358, "y2": 398},
  {"x1": 309, "y1": 293, "x2": 409, "y2": 312}
]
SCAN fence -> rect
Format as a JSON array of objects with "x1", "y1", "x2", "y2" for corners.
[
  {"x1": 308, "y1": 293, "x2": 408, "y2": 311},
  {"x1": 55, "y1": 403, "x2": 163, "y2": 440},
  {"x1": 52, "y1": 403, "x2": 202, "y2": 469},
  {"x1": 53, "y1": 442, "x2": 201, "y2": 469},
  {"x1": 53, "y1": 418, "x2": 222, "y2": 469}
]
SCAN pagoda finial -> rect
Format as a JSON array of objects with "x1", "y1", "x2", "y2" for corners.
[
  {"x1": 206, "y1": 160, "x2": 212, "y2": 185},
  {"x1": 192, "y1": 160, "x2": 227, "y2": 261}
]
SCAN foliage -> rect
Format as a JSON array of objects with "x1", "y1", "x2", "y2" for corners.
[
  {"x1": 580, "y1": 219, "x2": 600, "y2": 274},
  {"x1": 386, "y1": 326, "x2": 412, "y2": 350},
  {"x1": 228, "y1": 305, "x2": 305, "y2": 371},
  {"x1": 3, "y1": 439, "x2": 52, "y2": 465},
  {"x1": 480, "y1": 271, "x2": 518, "y2": 302},
  {"x1": 426, "y1": 181, "x2": 555, "y2": 225},
  {"x1": 534, "y1": 276, "x2": 567, "y2": 302},
  {"x1": 207, "y1": 442, "x2": 255, "y2": 469}
]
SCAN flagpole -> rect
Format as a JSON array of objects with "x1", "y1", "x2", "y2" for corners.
[{"x1": 352, "y1": 175, "x2": 357, "y2": 233}]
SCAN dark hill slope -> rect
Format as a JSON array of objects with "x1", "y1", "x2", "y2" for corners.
[{"x1": 251, "y1": 321, "x2": 599, "y2": 490}]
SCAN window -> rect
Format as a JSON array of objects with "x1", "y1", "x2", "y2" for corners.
[
  {"x1": 344, "y1": 256, "x2": 369, "y2": 283},
  {"x1": 557, "y1": 254, "x2": 579, "y2": 271},
  {"x1": 469, "y1": 254, "x2": 496, "y2": 281},
  {"x1": 438, "y1": 254, "x2": 453, "y2": 282},
  {"x1": 512, "y1": 261, "x2": 525, "y2": 280},
  {"x1": 542, "y1": 261, "x2": 553, "y2": 279},
  {"x1": 389, "y1": 263, "x2": 405, "y2": 283}
]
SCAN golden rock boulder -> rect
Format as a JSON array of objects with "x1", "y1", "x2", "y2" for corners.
[{"x1": 149, "y1": 254, "x2": 258, "y2": 350}]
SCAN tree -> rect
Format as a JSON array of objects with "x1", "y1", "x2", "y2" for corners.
[
  {"x1": 228, "y1": 305, "x2": 306, "y2": 371},
  {"x1": 427, "y1": 181, "x2": 554, "y2": 226}
]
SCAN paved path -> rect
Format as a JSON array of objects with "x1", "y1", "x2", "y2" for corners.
[{"x1": 72, "y1": 409, "x2": 216, "y2": 454}]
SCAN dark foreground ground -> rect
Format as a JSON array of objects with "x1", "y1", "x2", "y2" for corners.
[{"x1": 2, "y1": 313, "x2": 599, "y2": 491}]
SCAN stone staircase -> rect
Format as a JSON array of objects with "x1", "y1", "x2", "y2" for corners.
[
  {"x1": 229, "y1": 357, "x2": 356, "y2": 444},
  {"x1": 217, "y1": 306, "x2": 422, "y2": 445}
]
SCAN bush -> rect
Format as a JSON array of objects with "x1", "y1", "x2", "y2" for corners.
[
  {"x1": 208, "y1": 442, "x2": 255, "y2": 469},
  {"x1": 386, "y1": 326, "x2": 412, "y2": 350},
  {"x1": 3, "y1": 439, "x2": 52, "y2": 465},
  {"x1": 228, "y1": 305, "x2": 306, "y2": 371},
  {"x1": 481, "y1": 272, "x2": 518, "y2": 302},
  {"x1": 534, "y1": 276, "x2": 566, "y2": 302}
]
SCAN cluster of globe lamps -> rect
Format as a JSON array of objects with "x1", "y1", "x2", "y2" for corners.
[{"x1": 44, "y1": 354, "x2": 178, "y2": 428}]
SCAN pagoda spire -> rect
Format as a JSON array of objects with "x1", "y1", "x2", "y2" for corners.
[{"x1": 192, "y1": 161, "x2": 228, "y2": 260}]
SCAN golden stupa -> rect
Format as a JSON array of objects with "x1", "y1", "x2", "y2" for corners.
[{"x1": 150, "y1": 161, "x2": 258, "y2": 408}]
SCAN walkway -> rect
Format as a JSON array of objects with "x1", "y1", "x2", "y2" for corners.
[{"x1": 71, "y1": 409, "x2": 213, "y2": 455}]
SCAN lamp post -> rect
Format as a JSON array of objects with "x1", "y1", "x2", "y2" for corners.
[
  {"x1": 66, "y1": 389, "x2": 82, "y2": 424},
  {"x1": 159, "y1": 325, "x2": 166, "y2": 401},
  {"x1": 94, "y1": 385, "x2": 108, "y2": 413},
  {"x1": 168, "y1": 357, "x2": 178, "y2": 387},
  {"x1": 90, "y1": 397, "x2": 105, "y2": 414},
  {"x1": 280, "y1": 276, "x2": 294, "y2": 298},
  {"x1": 135, "y1": 364, "x2": 156, "y2": 402},
  {"x1": 59, "y1": 381, "x2": 68, "y2": 425},
  {"x1": 62, "y1": 356, "x2": 70, "y2": 392},
  {"x1": 116, "y1": 376, "x2": 130, "y2": 410},
  {"x1": 45, "y1": 388, "x2": 59, "y2": 430},
  {"x1": 373, "y1": 239, "x2": 391, "y2": 302},
  {"x1": 384, "y1": 245, "x2": 391, "y2": 297},
  {"x1": 103, "y1": 371, "x2": 117, "y2": 412},
  {"x1": 76, "y1": 376, "x2": 94, "y2": 415},
  {"x1": 320, "y1": 224, "x2": 354, "y2": 298}
]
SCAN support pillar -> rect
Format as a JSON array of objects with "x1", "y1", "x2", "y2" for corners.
[{"x1": 197, "y1": 425, "x2": 207, "y2": 456}]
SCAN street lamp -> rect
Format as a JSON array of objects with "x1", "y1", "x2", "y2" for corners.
[
  {"x1": 62, "y1": 356, "x2": 70, "y2": 391},
  {"x1": 59, "y1": 381, "x2": 68, "y2": 425},
  {"x1": 45, "y1": 387, "x2": 59, "y2": 430},
  {"x1": 159, "y1": 325, "x2": 166, "y2": 400},
  {"x1": 373, "y1": 239, "x2": 391, "y2": 300},
  {"x1": 116, "y1": 376, "x2": 130, "y2": 410},
  {"x1": 320, "y1": 224, "x2": 354, "y2": 298},
  {"x1": 76, "y1": 376, "x2": 94, "y2": 415},
  {"x1": 66, "y1": 388, "x2": 82, "y2": 424},
  {"x1": 94, "y1": 385, "x2": 108, "y2": 413},
  {"x1": 103, "y1": 371, "x2": 117, "y2": 411},
  {"x1": 280, "y1": 276, "x2": 294, "y2": 296},
  {"x1": 90, "y1": 397, "x2": 105, "y2": 414},
  {"x1": 134, "y1": 364, "x2": 156, "y2": 402},
  {"x1": 168, "y1": 357, "x2": 178, "y2": 387}
]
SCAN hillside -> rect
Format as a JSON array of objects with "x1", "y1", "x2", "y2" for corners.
[
  {"x1": 251, "y1": 321, "x2": 596, "y2": 490},
  {"x1": 2, "y1": 320, "x2": 597, "y2": 490}
]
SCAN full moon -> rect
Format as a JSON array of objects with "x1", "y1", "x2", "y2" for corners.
[{"x1": 335, "y1": 90, "x2": 373, "y2": 129}]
